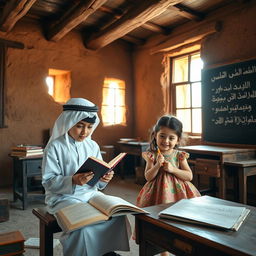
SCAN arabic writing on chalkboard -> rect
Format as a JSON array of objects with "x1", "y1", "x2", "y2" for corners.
[{"x1": 202, "y1": 59, "x2": 256, "y2": 145}]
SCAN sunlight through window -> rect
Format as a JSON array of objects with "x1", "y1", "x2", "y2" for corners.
[
  {"x1": 45, "y1": 69, "x2": 71, "y2": 104},
  {"x1": 101, "y1": 78, "x2": 126, "y2": 126},
  {"x1": 45, "y1": 76, "x2": 54, "y2": 96},
  {"x1": 171, "y1": 52, "x2": 203, "y2": 134}
]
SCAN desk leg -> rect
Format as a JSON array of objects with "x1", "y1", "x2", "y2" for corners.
[
  {"x1": 219, "y1": 166, "x2": 226, "y2": 199},
  {"x1": 238, "y1": 167, "x2": 246, "y2": 204},
  {"x1": 139, "y1": 241, "x2": 159, "y2": 256},
  {"x1": 22, "y1": 162, "x2": 28, "y2": 210},
  {"x1": 120, "y1": 161, "x2": 125, "y2": 179},
  {"x1": 13, "y1": 160, "x2": 18, "y2": 202}
]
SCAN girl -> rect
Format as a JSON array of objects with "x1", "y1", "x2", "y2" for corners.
[
  {"x1": 136, "y1": 115, "x2": 200, "y2": 255},
  {"x1": 137, "y1": 115, "x2": 200, "y2": 207},
  {"x1": 42, "y1": 98, "x2": 130, "y2": 256}
]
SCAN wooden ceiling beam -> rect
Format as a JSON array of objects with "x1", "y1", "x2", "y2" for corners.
[
  {"x1": 85, "y1": 0, "x2": 182, "y2": 50},
  {"x1": 150, "y1": 21, "x2": 221, "y2": 54},
  {"x1": 122, "y1": 34, "x2": 145, "y2": 45},
  {"x1": 141, "y1": 22, "x2": 167, "y2": 34},
  {"x1": 169, "y1": 3, "x2": 204, "y2": 21},
  {"x1": 0, "y1": 0, "x2": 37, "y2": 32},
  {"x1": 47, "y1": 0, "x2": 108, "y2": 42},
  {"x1": 99, "y1": 5, "x2": 167, "y2": 34}
]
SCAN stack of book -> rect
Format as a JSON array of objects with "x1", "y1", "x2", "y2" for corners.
[
  {"x1": 10, "y1": 145, "x2": 44, "y2": 157},
  {"x1": 159, "y1": 197, "x2": 250, "y2": 231},
  {"x1": 0, "y1": 230, "x2": 25, "y2": 255}
]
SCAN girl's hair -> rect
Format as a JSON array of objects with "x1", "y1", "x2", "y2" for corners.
[{"x1": 149, "y1": 115, "x2": 183, "y2": 152}]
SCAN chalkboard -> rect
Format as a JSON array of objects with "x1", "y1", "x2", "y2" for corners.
[{"x1": 202, "y1": 59, "x2": 256, "y2": 145}]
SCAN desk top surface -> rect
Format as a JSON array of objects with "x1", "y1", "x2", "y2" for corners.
[
  {"x1": 136, "y1": 196, "x2": 256, "y2": 256},
  {"x1": 179, "y1": 145, "x2": 255, "y2": 154}
]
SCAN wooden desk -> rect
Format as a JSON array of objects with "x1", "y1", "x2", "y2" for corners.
[
  {"x1": 135, "y1": 196, "x2": 256, "y2": 256},
  {"x1": 11, "y1": 155, "x2": 44, "y2": 210},
  {"x1": 179, "y1": 145, "x2": 255, "y2": 199},
  {"x1": 117, "y1": 141, "x2": 149, "y2": 179}
]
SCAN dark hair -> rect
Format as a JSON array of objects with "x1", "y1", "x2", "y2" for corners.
[{"x1": 149, "y1": 115, "x2": 183, "y2": 152}]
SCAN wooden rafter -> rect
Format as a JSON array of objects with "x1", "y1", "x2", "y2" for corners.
[
  {"x1": 99, "y1": 5, "x2": 168, "y2": 34},
  {"x1": 47, "y1": 0, "x2": 108, "y2": 42},
  {"x1": 141, "y1": 22, "x2": 167, "y2": 34},
  {"x1": 122, "y1": 34, "x2": 145, "y2": 45},
  {"x1": 85, "y1": 0, "x2": 182, "y2": 50},
  {"x1": 150, "y1": 21, "x2": 221, "y2": 54},
  {"x1": 169, "y1": 3, "x2": 204, "y2": 21},
  {"x1": 0, "y1": 0, "x2": 37, "y2": 32}
]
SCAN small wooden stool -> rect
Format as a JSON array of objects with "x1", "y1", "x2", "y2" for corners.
[
  {"x1": 224, "y1": 159, "x2": 256, "y2": 204},
  {"x1": 32, "y1": 208, "x2": 62, "y2": 256}
]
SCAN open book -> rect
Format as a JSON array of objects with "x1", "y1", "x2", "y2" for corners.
[
  {"x1": 55, "y1": 192, "x2": 148, "y2": 232},
  {"x1": 159, "y1": 197, "x2": 250, "y2": 231},
  {"x1": 76, "y1": 152, "x2": 127, "y2": 186}
]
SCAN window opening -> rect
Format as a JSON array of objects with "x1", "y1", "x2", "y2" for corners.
[
  {"x1": 171, "y1": 52, "x2": 203, "y2": 134},
  {"x1": 45, "y1": 69, "x2": 71, "y2": 104},
  {"x1": 101, "y1": 78, "x2": 126, "y2": 126}
]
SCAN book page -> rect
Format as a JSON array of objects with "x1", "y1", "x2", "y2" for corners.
[
  {"x1": 56, "y1": 202, "x2": 109, "y2": 232},
  {"x1": 108, "y1": 153, "x2": 126, "y2": 168},
  {"x1": 159, "y1": 198, "x2": 250, "y2": 230},
  {"x1": 89, "y1": 192, "x2": 147, "y2": 216},
  {"x1": 89, "y1": 156, "x2": 111, "y2": 168}
]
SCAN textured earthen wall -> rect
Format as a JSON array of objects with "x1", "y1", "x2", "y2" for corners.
[
  {"x1": 134, "y1": 2, "x2": 256, "y2": 142},
  {"x1": 0, "y1": 21, "x2": 134, "y2": 186}
]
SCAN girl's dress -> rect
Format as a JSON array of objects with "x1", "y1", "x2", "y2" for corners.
[{"x1": 136, "y1": 149, "x2": 201, "y2": 208}]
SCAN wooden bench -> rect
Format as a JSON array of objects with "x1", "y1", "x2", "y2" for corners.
[
  {"x1": 32, "y1": 208, "x2": 62, "y2": 256},
  {"x1": 224, "y1": 159, "x2": 256, "y2": 204}
]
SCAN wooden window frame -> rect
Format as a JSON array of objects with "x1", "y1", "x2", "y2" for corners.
[{"x1": 170, "y1": 51, "x2": 202, "y2": 135}]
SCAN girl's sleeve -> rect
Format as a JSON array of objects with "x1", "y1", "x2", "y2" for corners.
[
  {"x1": 178, "y1": 151, "x2": 190, "y2": 160},
  {"x1": 42, "y1": 144, "x2": 75, "y2": 195}
]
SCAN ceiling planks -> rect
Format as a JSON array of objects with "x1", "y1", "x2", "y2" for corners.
[
  {"x1": 84, "y1": 0, "x2": 183, "y2": 50},
  {"x1": 170, "y1": 3, "x2": 205, "y2": 21},
  {"x1": 0, "y1": 0, "x2": 37, "y2": 32},
  {"x1": 47, "y1": 0, "x2": 108, "y2": 42}
]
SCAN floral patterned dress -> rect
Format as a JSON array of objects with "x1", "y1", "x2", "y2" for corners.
[{"x1": 136, "y1": 150, "x2": 201, "y2": 208}]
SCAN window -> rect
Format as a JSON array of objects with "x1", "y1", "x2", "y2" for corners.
[
  {"x1": 101, "y1": 78, "x2": 126, "y2": 126},
  {"x1": 170, "y1": 52, "x2": 203, "y2": 134},
  {"x1": 45, "y1": 69, "x2": 71, "y2": 104}
]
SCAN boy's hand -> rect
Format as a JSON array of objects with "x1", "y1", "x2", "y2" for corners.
[
  {"x1": 72, "y1": 172, "x2": 94, "y2": 185},
  {"x1": 100, "y1": 170, "x2": 114, "y2": 183}
]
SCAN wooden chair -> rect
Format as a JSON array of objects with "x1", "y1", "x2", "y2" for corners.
[
  {"x1": 32, "y1": 208, "x2": 62, "y2": 256},
  {"x1": 224, "y1": 159, "x2": 256, "y2": 204}
]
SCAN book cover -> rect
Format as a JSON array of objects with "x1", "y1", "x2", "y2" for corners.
[
  {"x1": 76, "y1": 153, "x2": 126, "y2": 186},
  {"x1": 11, "y1": 145, "x2": 43, "y2": 151},
  {"x1": 159, "y1": 197, "x2": 250, "y2": 231},
  {"x1": 10, "y1": 150, "x2": 44, "y2": 157},
  {"x1": 0, "y1": 230, "x2": 25, "y2": 255},
  {"x1": 55, "y1": 192, "x2": 148, "y2": 232}
]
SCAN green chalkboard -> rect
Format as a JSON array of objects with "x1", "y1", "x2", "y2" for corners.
[{"x1": 202, "y1": 59, "x2": 256, "y2": 145}]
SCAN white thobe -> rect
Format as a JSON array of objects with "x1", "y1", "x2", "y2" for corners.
[{"x1": 42, "y1": 135, "x2": 131, "y2": 256}]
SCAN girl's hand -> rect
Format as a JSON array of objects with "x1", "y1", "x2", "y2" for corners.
[
  {"x1": 162, "y1": 161, "x2": 174, "y2": 173},
  {"x1": 100, "y1": 170, "x2": 114, "y2": 183},
  {"x1": 72, "y1": 172, "x2": 94, "y2": 185},
  {"x1": 156, "y1": 153, "x2": 165, "y2": 166},
  {"x1": 142, "y1": 152, "x2": 154, "y2": 162}
]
